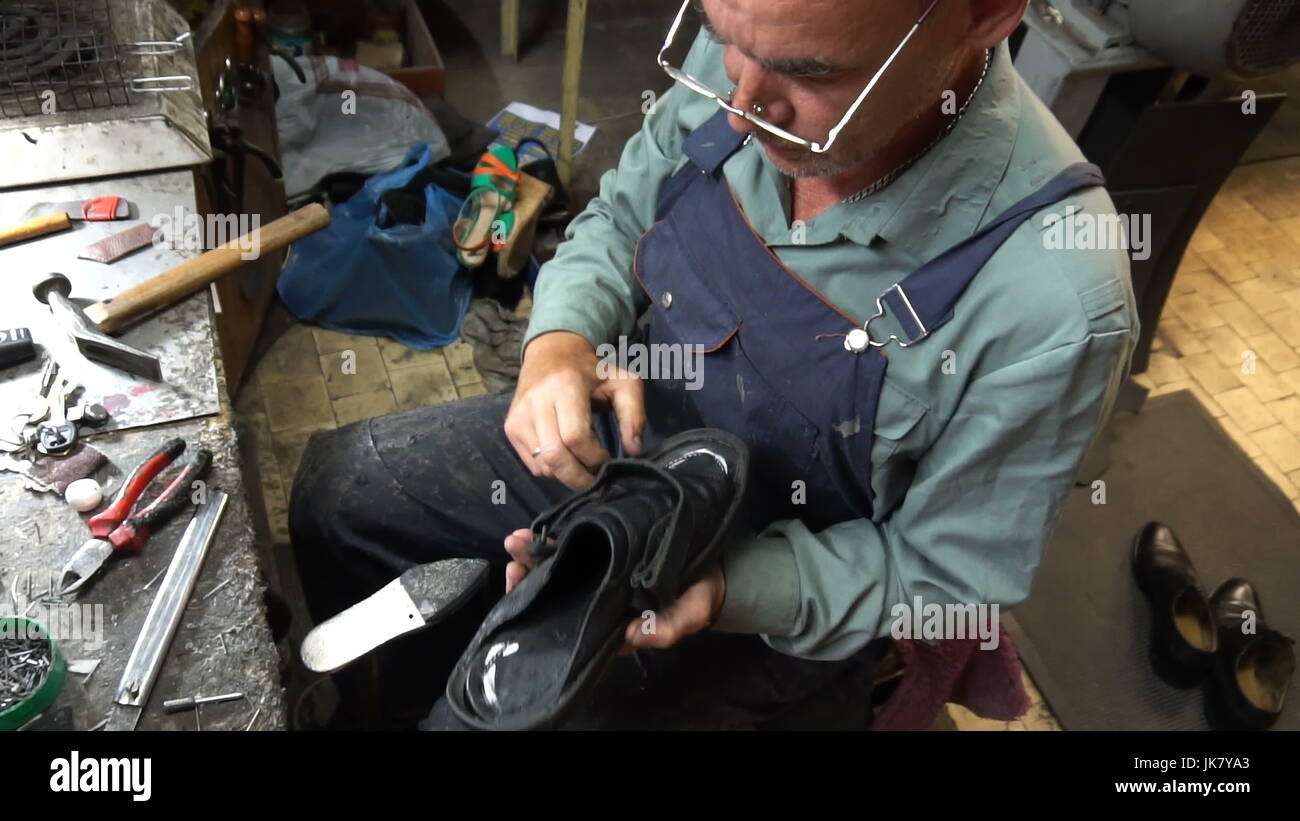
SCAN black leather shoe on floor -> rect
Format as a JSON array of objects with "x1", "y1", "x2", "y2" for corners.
[
  {"x1": 446, "y1": 428, "x2": 750, "y2": 730},
  {"x1": 1132, "y1": 522, "x2": 1217, "y2": 687},
  {"x1": 1206, "y1": 578, "x2": 1296, "y2": 730}
]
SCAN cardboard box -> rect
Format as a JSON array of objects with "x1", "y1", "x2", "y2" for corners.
[
  {"x1": 307, "y1": 0, "x2": 446, "y2": 97},
  {"x1": 384, "y1": 0, "x2": 446, "y2": 99}
]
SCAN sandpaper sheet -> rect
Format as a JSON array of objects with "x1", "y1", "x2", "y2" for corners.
[{"x1": 79, "y1": 222, "x2": 158, "y2": 264}]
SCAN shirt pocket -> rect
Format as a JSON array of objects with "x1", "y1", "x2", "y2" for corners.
[
  {"x1": 634, "y1": 223, "x2": 741, "y2": 353},
  {"x1": 633, "y1": 227, "x2": 820, "y2": 480},
  {"x1": 869, "y1": 379, "x2": 929, "y2": 464}
]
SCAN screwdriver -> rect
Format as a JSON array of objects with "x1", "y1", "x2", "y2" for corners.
[{"x1": 163, "y1": 692, "x2": 245, "y2": 713}]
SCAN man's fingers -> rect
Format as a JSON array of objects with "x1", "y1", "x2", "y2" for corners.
[
  {"x1": 505, "y1": 561, "x2": 528, "y2": 594},
  {"x1": 553, "y1": 390, "x2": 611, "y2": 470},
  {"x1": 533, "y1": 405, "x2": 598, "y2": 490},
  {"x1": 596, "y1": 373, "x2": 645, "y2": 456},
  {"x1": 504, "y1": 400, "x2": 544, "y2": 471},
  {"x1": 624, "y1": 578, "x2": 716, "y2": 650},
  {"x1": 503, "y1": 528, "x2": 533, "y2": 566},
  {"x1": 626, "y1": 614, "x2": 678, "y2": 650},
  {"x1": 624, "y1": 615, "x2": 678, "y2": 650}
]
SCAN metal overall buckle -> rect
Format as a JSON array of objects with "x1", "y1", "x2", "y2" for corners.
[{"x1": 844, "y1": 284, "x2": 930, "y2": 354}]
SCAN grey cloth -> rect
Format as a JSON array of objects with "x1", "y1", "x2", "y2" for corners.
[
  {"x1": 460, "y1": 298, "x2": 528, "y2": 393},
  {"x1": 273, "y1": 56, "x2": 451, "y2": 197}
]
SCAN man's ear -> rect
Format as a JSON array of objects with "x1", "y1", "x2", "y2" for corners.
[{"x1": 962, "y1": 0, "x2": 1030, "y2": 48}]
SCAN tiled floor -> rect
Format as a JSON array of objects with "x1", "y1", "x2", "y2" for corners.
[
  {"x1": 948, "y1": 156, "x2": 1300, "y2": 730},
  {"x1": 1138, "y1": 158, "x2": 1300, "y2": 505},
  {"x1": 243, "y1": 156, "x2": 1300, "y2": 730}
]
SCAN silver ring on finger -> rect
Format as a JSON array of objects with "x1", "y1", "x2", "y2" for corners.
[{"x1": 532, "y1": 446, "x2": 543, "y2": 456}]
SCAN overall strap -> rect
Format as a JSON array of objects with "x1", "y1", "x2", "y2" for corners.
[
  {"x1": 655, "y1": 110, "x2": 751, "y2": 220},
  {"x1": 683, "y1": 109, "x2": 750, "y2": 175},
  {"x1": 872, "y1": 162, "x2": 1107, "y2": 346}
]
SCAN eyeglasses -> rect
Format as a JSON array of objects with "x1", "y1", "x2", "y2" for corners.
[{"x1": 657, "y1": 0, "x2": 944, "y2": 154}]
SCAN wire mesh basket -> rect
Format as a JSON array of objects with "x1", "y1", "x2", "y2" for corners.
[{"x1": 0, "y1": 0, "x2": 192, "y2": 119}]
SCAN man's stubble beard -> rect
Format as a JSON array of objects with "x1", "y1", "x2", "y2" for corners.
[
  {"x1": 763, "y1": 92, "x2": 934, "y2": 182},
  {"x1": 761, "y1": 127, "x2": 888, "y2": 181},
  {"x1": 770, "y1": 151, "x2": 851, "y2": 179}
]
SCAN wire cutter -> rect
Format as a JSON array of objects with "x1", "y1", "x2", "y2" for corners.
[{"x1": 59, "y1": 438, "x2": 212, "y2": 596}]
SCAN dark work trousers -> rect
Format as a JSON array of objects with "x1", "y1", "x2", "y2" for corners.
[{"x1": 289, "y1": 389, "x2": 886, "y2": 730}]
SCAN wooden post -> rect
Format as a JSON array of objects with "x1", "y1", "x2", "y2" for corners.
[
  {"x1": 558, "y1": 0, "x2": 588, "y2": 188},
  {"x1": 501, "y1": 0, "x2": 520, "y2": 60}
]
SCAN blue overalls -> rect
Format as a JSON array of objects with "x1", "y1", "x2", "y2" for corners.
[{"x1": 634, "y1": 111, "x2": 1106, "y2": 533}]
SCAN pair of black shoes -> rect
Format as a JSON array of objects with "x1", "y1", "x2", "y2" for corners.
[{"x1": 1132, "y1": 522, "x2": 1295, "y2": 729}]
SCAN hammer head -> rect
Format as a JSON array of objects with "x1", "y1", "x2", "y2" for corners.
[{"x1": 33, "y1": 274, "x2": 164, "y2": 381}]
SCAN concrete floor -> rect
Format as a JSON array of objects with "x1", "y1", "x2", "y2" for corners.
[{"x1": 240, "y1": 4, "x2": 1300, "y2": 730}]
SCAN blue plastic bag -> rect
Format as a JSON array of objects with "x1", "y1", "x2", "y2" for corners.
[{"x1": 278, "y1": 144, "x2": 472, "y2": 350}]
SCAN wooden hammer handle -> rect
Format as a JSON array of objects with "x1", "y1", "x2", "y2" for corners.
[
  {"x1": 0, "y1": 212, "x2": 72, "y2": 247},
  {"x1": 84, "y1": 203, "x2": 330, "y2": 333}
]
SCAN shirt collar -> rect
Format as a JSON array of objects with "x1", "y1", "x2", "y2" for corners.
[
  {"x1": 869, "y1": 42, "x2": 1021, "y2": 263},
  {"x1": 746, "y1": 42, "x2": 1022, "y2": 259}
]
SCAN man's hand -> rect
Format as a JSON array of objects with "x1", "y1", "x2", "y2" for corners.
[
  {"x1": 621, "y1": 564, "x2": 726, "y2": 653},
  {"x1": 505, "y1": 331, "x2": 645, "y2": 490},
  {"x1": 504, "y1": 528, "x2": 727, "y2": 654},
  {"x1": 503, "y1": 528, "x2": 536, "y2": 594}
]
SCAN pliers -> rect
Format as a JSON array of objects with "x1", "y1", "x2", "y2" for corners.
[{"x1": 58, "y1": 438, "x2": 212, "y2": 596}]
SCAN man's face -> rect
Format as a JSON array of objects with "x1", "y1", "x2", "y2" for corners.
[{"x1": 699, "y1": 0, "x2": 961, "y2": 178}]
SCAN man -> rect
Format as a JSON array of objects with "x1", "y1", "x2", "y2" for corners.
[{"x1": 290, "y1": 0, "x2": 1138, "y2": 729}]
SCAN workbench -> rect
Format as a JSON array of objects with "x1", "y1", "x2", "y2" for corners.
[
  {"x1": 0, "y1": 350, "x2": 285, "y2": 731},
  {"x1": 0, "y1": 185, "x2": 285, "y2": 733}
]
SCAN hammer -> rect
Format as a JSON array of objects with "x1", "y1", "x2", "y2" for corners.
[{"x1": 32, "y1": 204, "x2": 330, "y2": 380}]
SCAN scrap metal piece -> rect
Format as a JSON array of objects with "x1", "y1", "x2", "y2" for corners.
[
  {"x1": 104, "y1": 704, "x2": 141, "y2": 732},
  {"x1": 162, "y1": 691, "x2": 244, "y2": 713},
  {"x1": 67, "y1": 659, "x2": 101, "y2": 677},
  {"x1": 107, "y1": 492, "x2": 228, "y2": 727}
]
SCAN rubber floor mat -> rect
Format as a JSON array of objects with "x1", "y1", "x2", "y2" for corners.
[{"x1": 1005, "y1": 391, "x2": 1299, "y2": 730}]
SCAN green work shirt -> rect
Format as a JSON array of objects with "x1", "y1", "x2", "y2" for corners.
[{"x1": 523, "y1": 33, "x2": 1140, "y2": 660}]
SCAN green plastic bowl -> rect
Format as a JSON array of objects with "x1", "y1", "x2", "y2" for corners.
[{"x1": 0, "y1": 616, "x2": 66, "y2": 731}]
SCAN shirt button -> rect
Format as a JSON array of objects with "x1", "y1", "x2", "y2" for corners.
[{"x1": 661, "y1": 292, "x2": 673, "y2": 309}]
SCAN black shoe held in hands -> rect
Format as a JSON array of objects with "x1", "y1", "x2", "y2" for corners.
[{"x1": 446, "y1": 428, "x2": 750, "y2": 730}]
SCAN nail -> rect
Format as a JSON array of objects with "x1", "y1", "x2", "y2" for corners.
[
  {"x1": 202, "y1": 579, "x2": 231, "y2": 600},
  {"x1": 141, "y1": 566, "x2": 167, "y2": 592}
]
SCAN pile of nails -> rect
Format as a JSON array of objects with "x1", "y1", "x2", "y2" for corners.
[{"x1": 0, "y1": 637, "x2": 52, "y2": 712}]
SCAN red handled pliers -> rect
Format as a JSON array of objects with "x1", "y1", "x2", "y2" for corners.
[{"x1": 58, "y1": 438, "x2": 212, "y2": 596}]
